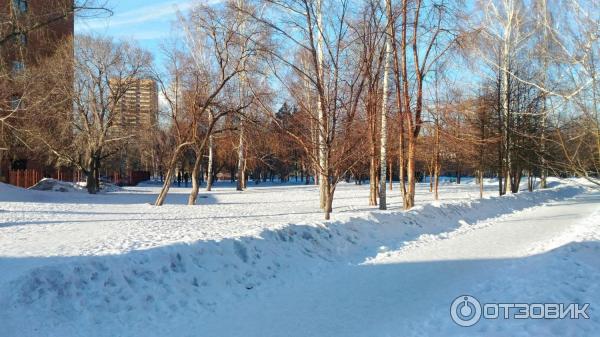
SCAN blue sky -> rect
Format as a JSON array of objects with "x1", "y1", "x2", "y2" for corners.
[{"x1": 75, "y1": 0, "x2": 205, "y2": 66}]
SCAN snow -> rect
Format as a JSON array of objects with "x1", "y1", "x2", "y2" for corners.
[
  {"x1": 0, "y1": 178, "x2": 598, "y2": 336},
  {"x1": 27, "y1": 178, "x2": 122, "y2": 193},
  {"x1": 29, "y1": 178, "x2": 87, "y2": 193}
]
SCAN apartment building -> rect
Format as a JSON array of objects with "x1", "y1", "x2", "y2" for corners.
[
  {"x1": 108, "y1": 78, "x2": 159, "y2": 175},
  {"x1": 0, "y1": 0, "x2": 74, "y2": 181},
  {"x1": 111, "y1": 78, "x2": 159, "y2": 132}
]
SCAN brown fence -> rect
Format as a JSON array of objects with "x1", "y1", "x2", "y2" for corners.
[
  {"x1": 8, "y1": 169, "x2": 81, "y2": 189},
  {"x1": 7, "y1": 169, "x2": 150, "y2": 189},
  {"x1": 108, "y1": 170, "x2": 151, "y2": 186},
  {"x1": 8, "y1": 169, "x2": 43, "y2": 188}
]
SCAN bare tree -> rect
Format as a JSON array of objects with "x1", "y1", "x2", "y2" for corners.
[
  {"x1": 25, "y1": 36, "x2": 150, "y2": 193},
  {"x1": 380, "y1": 0, "x2": 394, "y2": 210},
  {"x1": 154, "y1": 1, "x2": 258, "y2": 206},
  {"x1": 391, "y1": 0, "x2": 457, "y2": 208},
  {"x1": 244, "y1": 0, "x2": 367, "y2": 219}
]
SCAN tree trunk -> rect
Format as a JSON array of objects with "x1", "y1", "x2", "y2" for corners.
[
  {"x1": 236, "y1": 121, "x2": 245, "y2": 191},
  {"x1": 479, "y1": 170, "x2": 484, "y2": 199},
  {"x1": 0, "y1": 151, "x2": 3, "y2": 181},
  {"x1": 511, "y1": 168, "x2": 521, "y2": 193},
  {"x1": 400, "y1": 0, "x2": 416, "y2": 210},
  {"x1": 86, "y1": 163, "x2": 97, "y2": 194},
  {"x1": 433, "y1": 118, "x2": 440, "y2": 200},
  {"x1": 324, "y1": 183, "x2": 333, "y2": 220},
  {"x1": 188, "y1": 149, "x2": 203, "y2": 205},
  {"x1": 540, "y1": 105, "x2": 548, "y2": 189},
  {"x1": 434, "y1": 157, "x2": 440, "y2": 201},
  {"x1": 379, "y1": 22, "x2": 392, "y2": 211},
  {"x1": 369, "y1": 155, "x2": 378, "y2": 206},
  {"x1": 155, "y1": 145, "x2": 186, "y2": 206},
  {"x1": 86, "y1": 154, "x2": 100, "y2": 194},
  {"x1": 389, "y1": 161, "x2": 393, "y2": 191},
  {"x1": 206, "y1": 116, "x2": 214, "y2": 192},
  {"x1": 405, "y1": 137, "x2": 416, "y2": 209},
  {"x1": 398, "y1": 131, "x2": 406, "y2": 198},
  {"x1": 316, "y1": 0, "x2": 327, "y2": 210},
  {"x1": 498, "y1": 170, "x2": 504, "y2": 196},
  {"x1": 429, "y1": 163, "x2": 433, "y2": 193},
  {"x1": 502, "y1": 21, "x2": 513, "y2": 195},
  {"x1": 242, "y1": 158, "x2": 248, "y2": 189},
  {"x1": 387, "y1": 0, "x2": 406, "y2": 202}
]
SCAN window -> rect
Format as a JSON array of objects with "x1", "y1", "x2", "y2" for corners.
[
  {"x1": 13, "y1": 33, "x2": 27, "y2": 45},
  {"x1": 12, "y1": 0, "x2": 28, "y2": 13},
  {"x1": 12, "y1": 60, "x2": 24, "y2": 74},
  {"x1": 10, "y1": 96, "x2": 22, "y2": 110}
]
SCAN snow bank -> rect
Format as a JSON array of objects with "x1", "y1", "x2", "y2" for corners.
[
  {"x1": 0, "y1": 182, "x2": 65, "y2": 203},
  {"x1": 28, "y1": 178, "x2": 122, "y2": 193},
  {"x1": 0, "y1": 179, "x2": 122, "y2": 198},
  {"x1": 0, "y1": 182, "x2": 587, "y2": 337},
  {"x1": 29, "y1": 178, "x2": 86, "y2": 192}
]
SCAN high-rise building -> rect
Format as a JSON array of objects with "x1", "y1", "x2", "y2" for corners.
[
  {"x1": 111, "y1": 78, "x2": 159, "y2": 132},
  {"x1": 108, "y1": 78, "x2": 159, "y2": 175}
]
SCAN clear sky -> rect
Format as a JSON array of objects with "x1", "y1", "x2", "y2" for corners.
[{"x1": 75, "y1": 0, "x2": 204, "y2": 67}]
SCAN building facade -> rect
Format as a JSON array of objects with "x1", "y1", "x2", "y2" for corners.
[
  {"x1": 111, "y1": 78, "x2": 159, "y2": 132},
  {"x1": 109, "y1": 77, "x2": 159, "y2": 175},
  {"x1": 0, "y1": 0, "x2": 74, "y2": 71},
  {"x1": 0, "y1": 0, "x2": 74, "y2": 182}
]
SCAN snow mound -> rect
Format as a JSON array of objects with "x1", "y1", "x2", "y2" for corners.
[
  {"x1": 27, "y1": 178, "x2": 122, "y2": 193},
  {"x1": 29, "y1": 178, "x2": 86, "y2": 192}
]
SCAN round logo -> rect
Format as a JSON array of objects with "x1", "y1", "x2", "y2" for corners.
[{"x1": 451, "y1": 295, "x2": 482, "y2": 327}]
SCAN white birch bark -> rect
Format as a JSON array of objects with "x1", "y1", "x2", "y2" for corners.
[
  {"x1": 316, "y1": 0, "x2": 327, "y2": 209},
  {"x1": 501, "y1": 0, "x2": 514, "y2": 194},
  {"x1": 379, "y1": 6, "x2": 392, "y2": 211},
  {"x1": 236, "y1": 0, "x2": 247, "y2": 192},
  {"x1": 206, "y1": 110, "x2": 214, "y2": 191}
]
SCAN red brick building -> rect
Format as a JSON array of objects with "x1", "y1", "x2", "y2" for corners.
[{"x1": 0, "y1": 0, "x2": 74, "y2": 184}]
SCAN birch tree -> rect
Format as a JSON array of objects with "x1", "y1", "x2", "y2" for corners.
[
  {"x1": 155, "y1": 1, "x2": 257, "y2": 205},
  {"x1": 206, "y1": 109, "x2": 215, "y2": 191},
  {"x1": 245, "y1": 0, "x2": 367, "y2": 219},
  {"x1": 355, "y1": 1, "x2": 387, "y2": 207},
  {"x1": 379, "y1": 0, "x2": 394, "y2": 210}
]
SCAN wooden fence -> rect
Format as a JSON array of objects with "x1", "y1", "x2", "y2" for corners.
[
  {"x1": 8, "y1": 169, "x2": 43, "y2": 188},
  {"x1": 109, "y1": 170, "x2": 151, "y2": 186},
  {"x1": 7, "y1": 169, "x2": 150, "y2": 188}
]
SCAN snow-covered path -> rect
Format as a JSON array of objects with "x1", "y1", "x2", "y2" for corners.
[
  {"x1": 377, "y1": 191, "x2": 600, "y2": 262},
  {"x1": 197, "y1": 192, "x2": 600, "y2": 337}
]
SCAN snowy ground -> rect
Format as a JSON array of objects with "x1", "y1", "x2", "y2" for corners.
[{"x1": 0, "y1": 178, "x2": 598, "y2": 336}]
